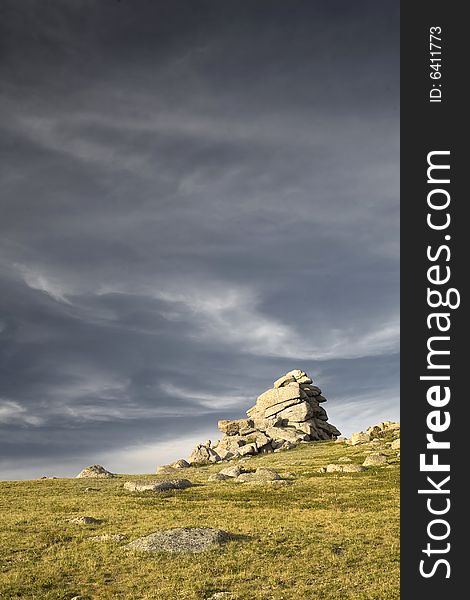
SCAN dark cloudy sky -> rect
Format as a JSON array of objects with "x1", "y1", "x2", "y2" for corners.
[{"x1": 0, "y1": 0, "x2": 399, "y2": 479}]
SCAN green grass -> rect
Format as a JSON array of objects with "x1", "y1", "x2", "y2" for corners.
[{"x1": 0, "y1": 438, "x2": 399, "y2": 600}]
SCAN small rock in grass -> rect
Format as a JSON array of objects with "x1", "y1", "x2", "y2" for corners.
[
  {"x1": 363, "y1": 453, "x2": 388, "y2": 467},
  {"x1": 70, "y1": 516, "x2": 102, "y2": 525},
  {"x1": 208, "y1": 473, "x2": 230, "y2": 481},
  {"x1": 341, "y1": 464, "x2": 366, "y2": 473}
]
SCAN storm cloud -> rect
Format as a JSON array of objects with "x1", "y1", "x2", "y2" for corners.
[{"x1": 0, "y1": 0, "x2": 399, "y2": 479}]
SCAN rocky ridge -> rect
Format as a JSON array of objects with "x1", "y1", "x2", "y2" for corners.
[{"x1": 188, "y1": 369, "x2": 341, "y2": 465}]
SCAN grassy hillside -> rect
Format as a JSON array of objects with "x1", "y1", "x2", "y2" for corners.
[{"x1": 0, "y1": 437, "x2": 399, "y2": 600}]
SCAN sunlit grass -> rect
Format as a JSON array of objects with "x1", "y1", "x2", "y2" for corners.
[{"x1": 0, "y1": 438, "x2": 399, "y2": 599}]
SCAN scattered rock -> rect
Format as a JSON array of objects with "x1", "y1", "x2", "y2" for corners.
[
  {"x1": 156, "y1": 465, "x2": 179, "y2": 475},
  {"x1": 83, "y1": 487, "x2": 99, "y2": 493},
  {"x1": 70, "y1": 596, "x2": 91, "y2": 600},
  {"x1": 334, "y1": 436, "x2": 347, "y2": 443},
  {"x1": 125, "y1": 528, "x2": 231, "y2": 554},
  {"x1": 206, "y1": 593, "x2": 236, "y2": 600},
  {"x1": 219, "y1": 465, "x2": 242, "y2": 478},
  {"x1": 208, "y1": 473, "x2": 230, "y2": 481},
  {"x1": 367, "y1": 421, "x2": 400, "y2": 437},
  {"x1": 349, "y1": 432, "x2": 371, "y2": 445},
  {"x1": 391, "y1": 438, "x2": 400, "y2": 450},
  {"x1": 341, "y1": 464, "x2": 367, "y2": 473},
  {"x1": 325, "y1": 464, "x2": 366, "y2": 473},
  {"x1": 326, "y1": 464, "x2": 343, "y2": 473},
  {"x1": 123, "y1": 479, "x2": 192, "y2": 492},
  {"x1": 337, "y1": 457, "x2": 352, "y2": 463},
  {"x1": 70, "y1": 516, "x2": 102, "y2": 525},
  {"x1": 76, "y1": 464, "x2": 114, "y2": 479},
  {"x1": 236, "y1": 467, "x2": 281, "y2": 483},
  {"x1": 171, "y1": 459, "x2": 190, "y2": 469},
  {"x1": 90, "y1": 533, "x2": 126, "y2": 542},
  {"x1": 237, "y1": 443, "x2": 257, "y2": 456},
  {"x1": 363, "y1": 453, "x2": 388, "y2": 467}
]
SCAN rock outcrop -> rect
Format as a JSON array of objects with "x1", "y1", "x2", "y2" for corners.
[
  {"x1": 345, "y1": 421, "x2": 400, "y2": 446},
  {"x1": 188, "y1": 369, "x2": 341, "y2": 464},
  {"x1": 76, "y1": 464, "x2": 115, "y2": 478}
]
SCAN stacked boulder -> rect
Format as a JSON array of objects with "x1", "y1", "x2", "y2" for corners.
[{"x1": 188, "y1": 369, "x2": 341, "y2": 464}]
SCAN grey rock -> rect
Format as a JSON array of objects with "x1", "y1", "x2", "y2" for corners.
[
  {"x1": 237, "y1": 443, "x2": 257, "y2": 456},
  {"x1": 326, "y1": 464, "x2": 344, "y2": 473},
  {"x1": 236, "y1": 468, "x2": 281, "y2": 483},
  {"x1": 208, "y1": 473, "x2": 230, "y2": 481},
  {"x1": 188, "y1": 444, "x2": 221, "y2": 465},
  {"x1": 350, "y1": 432, "x2": 371, "y2": 445},
  {"x1": 264, "y1": 426, "x2": 309, "y2": 443},
  {"x1": 76, "y1": 464, "x2": 114, "y2": 479},
  {"x1": 342, "y1": 464, "x2": 367, "y2": 473},
  {"x1": 363, "y1": 453, "x2": 388, "y2": 467},
  {"x1": 156, "y1": 465, "x2": 179, "y2": 475},
  {"x1": 215, "y1": 448, "x2": 235, "y2": 461},
  {"x1": 123, "y1": 479, "x2": 193, "y2": 492},
  {"x1": 171, "y1": 459, "x2": 190, "y2": 469},
  {"x1": 90, "y1": 533, "x2": 126, "y2": 542},
  {"x1": 219, "y1": 465, "x2": 242, "y2": 478},
  {"x1": 218, "y1": 418, "x2": 254, "y2": 436},
  {"x1": 70, "y1": 516, "x2": 102, "y2": 525},
  {"x1": 276, "y1": 401, "x2": 313, "y2": 423},
  {"x1": 251, "y1": 384, "x2": 302, "y2": 416},
  {"x1": 126, "y1": 527, "x2": 231, "y2": 554}
]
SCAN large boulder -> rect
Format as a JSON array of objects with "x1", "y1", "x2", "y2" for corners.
[
  {"x1": 236, "y1": 467, "x2": 282, "y2": 483},
  {"x1": 219, "y1": 465, "x2": 242, "y2": 478},
  {"x1": 123, "y1": 479, "x2": 193, "y2": 492},
  {"x1": 125, "y1": 528, "x2": 231, "y2": 554},
  {"x1": 264, "y1": 426, "x2": 309, "y2": 443},
  {"x1": 249, "y1": 384, "x2": 302, "y2": 418},
  {"x1": 276, "y1": 401, "x2": 313, "y2": 423}
]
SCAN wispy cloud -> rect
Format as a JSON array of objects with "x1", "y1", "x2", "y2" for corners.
[
  {"x1": 154, "y1": 282, "x2": 399, "y2": 361},
  {"x1": 0, "y1": 400, "x2": 44, "y2": 426}
]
